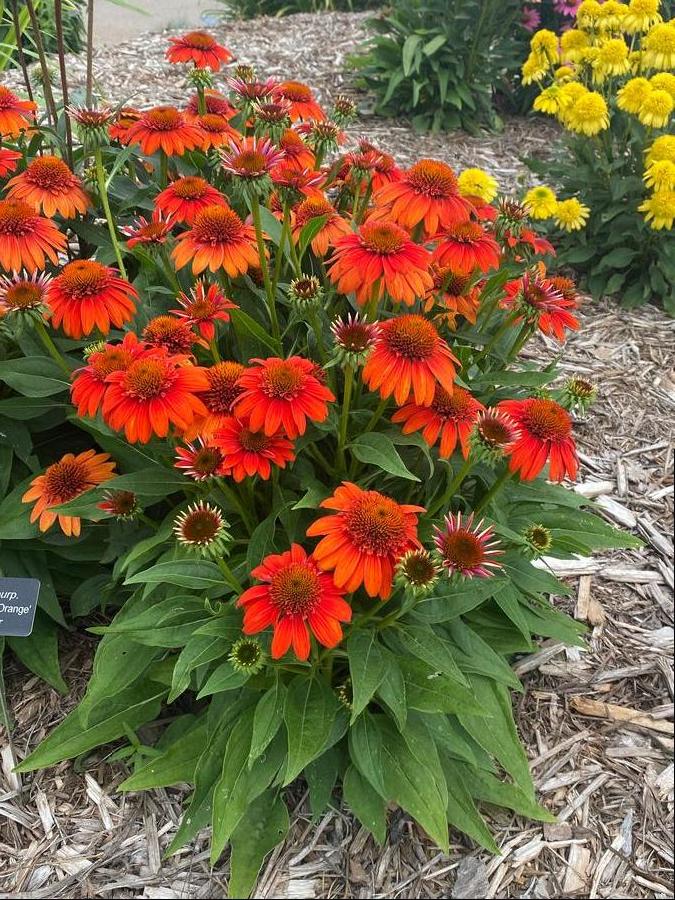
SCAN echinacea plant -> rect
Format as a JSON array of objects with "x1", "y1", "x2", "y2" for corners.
[{"x1": 0, "y1": 29, "x2": 642, "y2": 899}]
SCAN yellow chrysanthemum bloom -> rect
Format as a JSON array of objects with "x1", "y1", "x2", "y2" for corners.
[
  {"x1": 642, "y1": 22, "x2": 675, "y2": 70},
  {"x1": 534, "y1": 85, "x2": 564, "y2": 115},
  {"x1": 554, "y1": 65, "x2": 576, "y2": 81},
  {"x1": 639, "y1": 188, "x2": 675, "y2": 229},
  {"x1": 557, "y1": 82, "x2": 590, "y2": 125},
  {"x1": 644, "y1": 159, "x2": 675, "y2": 190},
  {"x1": 577, "y1": 0, "x2": 604, "y2": 29},
  {"x1": 598, "y1": 0, "x2": 628, "y2": 31},
  {"x1": 457, "y1": 168, "x2": 498, "y2": 203},
  {"x1": 637, "y1": 88, "x2": 673, "y2": 127},
  {"x1": 531, "y1": 29, "x2": 560, "y2": 62},
  {"x1": 622, "y1": 0, "x2": 662, "y2": 34},
  {"x1": 554, "y1": 198, "x2": 591, "y2": 231},
  {"x1": 629, "y1": 49, "x2": 644, "y2": 73},
  {"x1": 595, "y1": 38, "x2": 631, "y2": 76},
  {"x1": 560, "y1": 29, "x2": 590, "y2": 64},
  {"x1": 650, "y1": 72, "x2": 675, "y2": 100},
  {"x1": 524, "y1": 186, "x2": 558, "y2": 220},
  {"x1": 522, "y1": 53, "x2": 550, "y2": 85},
  {"x1": 646, "y1": 134, "x2": 675, "y2": 165},
  {"x1": 578, "y1": 46, "x2": 601, "y2": 69},
  {"x1": 566, "y1": 91, "x2": 610, "y2": 135},
  {"x1": 617, "y1": 77, "x2": 653, "y2": 113}
]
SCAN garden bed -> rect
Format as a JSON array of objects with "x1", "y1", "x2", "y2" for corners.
[{"x1": 0, "y1": 11, "x2": 673, "y2": 900}]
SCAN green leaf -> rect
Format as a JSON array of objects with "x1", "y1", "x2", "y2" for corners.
[
  {"x1": 402, "y1": 33, "x2": 422, "y2": 76},
  {"x1": 7, "y1": 612, "x2": 68, "y2": 694},
  {"x1": 400, "y1": 659, "x2": 482, "y2": 715},
  {"x1": 343, "y1": 765, "x2": 387, "y2": 844},
  {"x1": 119, "y1": 718, "x2": 208, "y2": 791},
  {"x1": 231, "y1": 307, "x2": 282, "y2": 356},
  {"x1": 411, "y1": 576, "x2": 508, "y2": 624},
  {"x1": 169, "y1": 632, "x2": 233, "y2": 703},
  {"x1": 439, "y1": 755, "x2": 500, "y2": 853},
  {"x1": 451, "y1": 759, "x2": 555, "y2": 822},
  {"x1": 348, "y1": 432, "x2": 420, "y2": 481},
  {"x1": 79, "y1": 634, "x2": 159, "y2": 723},
  {"x1": 125, "y1": 559, "x2": 225, "y2": 592},
  {"x1": 394, "y1": 624, "x2": 468, "y2": 685},
  {"x1": 305, "y1": 746, "x2": 339, "y2": 819},
  {"x1": 249, "y1": 678, "x2": 286, "y2": 767},
  {"x1": 196, "y1": 661, "x2": 249, "y2": 699},
  {"x1": 347, "y1": 630, "x2": 387, "y2": 721},
  {"x1": 446, "y1": 620, "x2": 522, "y2": 691},
  {"x1": 423, "y1": 34, "x2": 446, "y2": 56},
  {"x1": 0, "y1": 357, "x2": 70, "y2": 397},
  {"x1": 283, "y1": 676, "x2": 339, "y2": 785},
  {"x1": 376, "y1": 648, "x2": 407, "y2": 731},
  {"x1": 298, "y1": 214, "x2": 328, "y2": 260},
  {"x1": 227, "y1": 792, "x2": 289, "y2": 900}
]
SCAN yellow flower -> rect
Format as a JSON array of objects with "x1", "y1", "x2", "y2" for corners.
[
  {"x1": 557, "y1": 82, "x2": 590, "y2": 125},
  {"x1": 650, "y1": 72, "x2": 675, "y2": 100},
  {"x1": 457, "y1": 168, "x2": 498, "y2": 203},
  {"x1": 534, "y1": 85, "x2": 564, "y2": 115},
  {"x1": 566, "y1": 91, "x2": 610, "y2": 135},
  {"x1": 524, "y1": 186, "x2": 558, "y2": 220},
  {"x1": 639, "y1": 189, "x2": 675, "y2": 229},
  {"x1": 554, "y1": 198, "x2": 590, "y2": 231},
  {"x1": 554, "y1": 65, "x2": 576, "y2": 81},
  {"x1": 598, "y1": 0, "x2": 628, "y2": 31},
  {"x1": 595, "y1": 38, "x2": 631, "y2": 76},
  {"x1": 646, "y1": 134, "x2": 675, "y2": 165},
  {"x1": 577, "y1": 0, "x2": 604, "y2": 29},
  {"x1": 578, "y1": 46, "x2": 601, "y2": 69},
  {"x1": 560, "y1": 29, "x2": 590, "y2": 64},
  {"x1": 644, "y1": 159, "x2": 675, "y2": 190},
  {"x1": 617, "y1": 77, "x2": 653, "y2": 114},
  {"x1": 622, "y1": 0, "x2": 662, "y2": 34},
  {"x1": 522, "y1": 53, "x2": 550, "y2": 85},
  {"x1": 642, "y1": 22, "x2": 675, "y2": 70},
  {"x1": 629, "y1": 49, "x2": 644, "y2": 73},
  {"x1": 531, "y1": 29, "x2": 560, "y2": 63},
  {"x1": 637, "y1": 88, "x2": 673, "y2": 127}
]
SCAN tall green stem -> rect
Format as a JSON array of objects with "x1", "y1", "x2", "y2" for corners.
[
  {"x1": 336, "y1": 364, "x2": 354, "y2": 473},
  {"x1": 428, "y1": 456, "x2": 474, "y2": 519},
  {"x1": 217, "y1": 479, "x2": 254, "y2": 536},
  {"x1": 475, "y1": 468, "x2": 512, "y2": 515},
  {"x1": 35, "y1": 320, "x2": 71, "y2": 376},
  {"x1": 94, "y1": 148, "x2": 127, "y2": 278},
  {"x1": 475, "y1": 311, "x2": 519, "y2": 363},
  {"x1": 250, "y1": 195, "x2": 280, "y2": 340},
  {"x1": 159, "y1": 149, "x2": 169, "y2": 189},
  {"x1": 507, "y1": 321, "x2": 533, "y2": 362}
]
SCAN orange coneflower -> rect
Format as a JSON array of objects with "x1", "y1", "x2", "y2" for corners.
[
  {"x1": 0, "y1": 86, "x2": 36, "y2": 137},
  {"x1": 219, "y1": 135, "x2": 286, "y2": 187},
  {"x1": 433, "y1": 513, "x2": 503, "y2": 579},
  {"x1": 108, "y1": 107, "x2": 141, "y2": 143},
  {"x1": 340, "y1": 139, "x2": 402, "y2": 194},
  {"x1": 6, "y1": 155, "x2": 90, "y2": 219},
  {"x1": 502, "y1": 271, "x2": 579, "y2": 342},
  {"x1": 184, "y1": 360, "x2": 245, "y2": 440},
  {"x1": 0, "y1": 199, "x2": 66, "y2": 272},
  {"x1": 186, "y1": 90, "x2": 236, "y2": 119},
  {"x1": 22, "y1": 450, "x2": 116, "y2": 537},
  {"x1": 190, "y1": 113, "x2": 238, "y2": 150},
  {"x1": 120, "y1": 211, "x2": 173, "y2": 248},
  {"x1": 499, "y1": 397, "x2": 578, "y2": 482},
  {"x1": 373, "y1": 159, "x2": 472, "y2": 237},
  {"x1": 175, "y1": 438, "x2": 228, "y2": 480},
  {"x1": 0, "y1": 270, "x2": 50, "y2": 318},
  {"x1": 433, "y1": 220, "x2": 501, "y2": 276},
  {"x1": 71, "y1": 332, "x2": 143, "y2": 417},
  {"x1": 234, "y1": 356, "x2": 335, "y2": 439},
  {"x1": 228, "y1": 75, "x2": 278, "y2": 108},
  {"x1": 214, "y1": 416, "x2": 295, "y2": 481},
  {"x1": 278, "y1": 128, "x2": 315, "y2": 171},
  {"x1": 237, "y1": 543, "x2": 352, "y2": 661},
  {"x1": 155, "y1": 176, "x2": 227, "y2": 225},
  {"x1": 142, "y1": 314, "x2": 199, "y2": 355},
  {"x1": 102, "y1": 347, "x2": 210, "y2": 444},
  {"x1": 291, "y1": 195, "x2": 351, "y2": 257},
  {"x1": 46, "y1": 260, "x2": 138, "y2": 339},
  {"x1": 0, "y1": 148, "x2": 21, "y2": 178},
  {"x1": 392, "y1": 385, "x2": 484, "y2": 459},
  {"x1": 362, "y1": 314, "x2": 458, "y2": 406},
  {"x1": 423, "y1": 265, "x2": 482, "y2": 328},
  {"x1": 166, "y1": 30, "x2": 234, "y2": 70},
  {"x1": 124, "y1": 106, "x2": 204, "y2": 156},
  {"x1": 328, "y1": 219, "x2": 433, "y2": 307},
  {"x1": 271, "y1": 164, "x2": 324, "y2": 201},
  {"x1": 272, "y1": 80, "x2": 326, "y2": 122},
  {"x1": 171, "y1": 281, "x2": 238, "y2": 340},
  {"x1": 307, "y1": 482, "x2": 423, "y2": 600},
  {"x1": 172, "y1": 204, "x2": 258, "y2": 276}
]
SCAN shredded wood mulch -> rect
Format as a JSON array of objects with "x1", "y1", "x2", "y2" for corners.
[{"x1": 1, "y1": 12, "x2": 673, "y2": 900}]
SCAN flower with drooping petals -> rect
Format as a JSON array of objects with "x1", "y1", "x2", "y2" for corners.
[
  {"x1": 46, "y1": 260, "x2": 137, "y2": 339},
  {"x1": 0, "y1": 148, "x2": 21, "y2": 178},
  {"x1": 565, "y1": 91, "x2": 609, "y2": 136},
  {"x1": 220, "y1": 135, "x2": 286, "y2": 196},
  {"x1": 291, "y1": 195, "x2": 351, "y2": 257},
  {"x1": 172, "y1": 281, "x2": 238, "y2": 341},
  {"x1": 623, "y1": 0, "x2": 662, "y2": 34},
  {"x1": 639, "y1": 189, "x2": 675, "y2": 229},
  {"x1": 0, "y1": 270, "x2": 50, "y2": 319},
  {"x1": 124, "y1": 106, "x2": 204, "y2": 156},
  {"x1": 22, "y1": 450, "x2": 116, "y2": 536},
  {"x1": 272, "y1": 165, "x2": 325, "y2": 202},
  {"x1": 432, "y1": 221, "x2": 500, "y2": 276},
  {"x1": 155, "y1": 176, "x2": 227, "y2": 225},
  {"x1": 362, "y1": 315, "x2": 458, "y2": 406},
  {"x1": 0, "y1": 86, "x2": 36, "y2": 137},
  {"x1": 121, "y1": 211, "x2": 173, "y2": 248},
  {"x1": 637, "y1": 88, "x2": 673, "y2": 128},
  {"x1": 433, "y1": 512, "x2": 503, "y2": 579},
  {"x1": 423, "y1": 265, "x2": 481, "y2": 328},
  {"x1": 340, "y1": 139, "x2": 402, "y2": 194},
  {"x1": 6, "y1": 155, "x2": 90, "y2": 219},
  {"x1": 650, "y1": 72, "x2": 675, "y2": 101},
  {"x1": 174, "y1": 502, "x2": 231, "y2": 558},
  {"x1": 252, "y1": 98, "x2": 293, "y2": 140},
  {"x1": 184, "y1": 360, "x2": 246, "y2": 440},
  {"x1": 228, "y1": 75, "x2": 278, "y2": 108},
  {"x1": 70, "y1": 332, "x2": 143, "y2": 417},
  {"x1": 502, "y1": 271, "x2": 579, "y2": 342},
  {"x1": 392, "y1": 385, "x2": 484, "y2": 459},
  {"x1": 175, "y1": 438, "x2": 227, "y2": 480},
  {"x1": 214, "y1": 417, "x2": 295, "y2": 481},
  {"x1": 328, "y1": 219, "x2": 433, "y2": 306},
  {"x1": 143, "y1": 315, "x2": 198, "y2": 355},
  {"x1": 172, "y1": 204, "x2": 258, "y2": 276},
  {"x1": 471, "y1": 408, "x2": 520, "y2": 465},
  {"x1": 191, "y1": 113, "x2": 238, "y2": 150},
  {"x1": 499, "y1": 397, "x2": 579, "y2": 482},
  {"x1": 234, "y1": 356, "x2": 335, "y2": 438},
  {"x1": 102, "y1": 348, "x2": 210, "y2": 443},
  {"x1": 307, "y1": 482, "x2": 423, "y2": 600},
  {"x1": 0, "y1": 199, "x2": 66, "y2": 272},
  {"x1": 331, "y1": 313, "x2": 379, "y2": 367},
  {"x1": 166, "y1": 31, "x2": 234, "y2": 70},
  {"x1": 187, "y1": 90, "x2": 236, "y2": 119},
  {"x1": 273, "y1": 80, "x2": 326, "y2": 121},
  {"x1": 373, "y1": 159, "x2": 472, "y2": 236},
  {"x1": 278, "y1": 128, "x2": 316, "y2": 171},
  {"x1": 238, "y1": 543, "x2": 352, "y2": 661}
]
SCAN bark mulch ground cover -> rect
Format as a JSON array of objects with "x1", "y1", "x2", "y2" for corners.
[{"x1": 1, "y1": 12, "x2": 673, "y2": 899}]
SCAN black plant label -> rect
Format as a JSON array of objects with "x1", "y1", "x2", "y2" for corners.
[{"x1": 0, "y1": 578, "x2": 40, "y2": 637}]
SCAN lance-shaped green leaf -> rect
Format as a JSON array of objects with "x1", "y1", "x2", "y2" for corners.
[
  {"x1": 347, "y1": 630, "x2": 387, "y2": 721},
  {"x1": 227, "y1": 791, "x2": 289, "y2": 899},
  {"x1": 283, "y1": 676, "x2": 338, "y2": 785}
]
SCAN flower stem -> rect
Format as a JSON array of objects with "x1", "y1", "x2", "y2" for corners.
[
  {"x1": 336, "y1": 364, "x2": 354, "y2": 472},
  {"x1": 363, "y1": 396, "x2": 388, "y2": 434},
  {"x1": 250, "y1": 195, "x2": 280, "y2": 340},
  {"x1": 217, "y1": 478, "x2": 254, "y2": 536},
  {"x1": 197, "y1": 83, "x2": 207, "y2": 116},
  {"x1": 272, "y1": 202, "x2": 290, "y2": 297},
  {"x1": 475, "y1": 468, "x2": 512, "y2": 515},
  {"x1": 507, "y1": 321, "x2": 533, "y2": 362},
  {"x1": 475, "y1": 311, "x2": 519, "y2": 364},
  {"x1": 159, "y1": 149, "x2": 169, "y2": 189},
  {"x1": 94, "y1": 148, "x2": 127, "y2": 278},
  {"x1": 34, "y1": 320, "x2": 71, "y2": 376},
  {"x1": 427, "y1": 456, "x2": 474, "y2": 519}
]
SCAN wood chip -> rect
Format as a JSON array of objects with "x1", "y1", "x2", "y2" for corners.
[{"x1": 570, "y1": 696, "x2": 675, "y2": 735}]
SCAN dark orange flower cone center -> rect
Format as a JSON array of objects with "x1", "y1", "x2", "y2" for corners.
[
  {"x1": 239, "y1": 428, "x2": 271, "y2": 452},
  {"x1": 91, "y1": 348, "x2": 132, "y2": 379},
  {"x1": 180, "y1": 509, "x2": 221, "y2": 543},
  {"x1": 0, "y1": 200, "x2": 38, "y2": 235},
  {"x1": 269, "y1": 562, "x2": 321, "y2": 615},
  {"x1": 143, "y1": 316, "x2": 194, "y2": 353},
  {"x1": 384, "y1": 315, "x2": 438, "y2": 360},
  {"x1": 193, "y1": 206, "x2": 243, "y2": 244},
  {"x1": 230, "y1": 149, "x2": 268, "y2": 176},
  {"x1": 432, "y1": 386, "x2": 471, "y2": 419},
  {"x1": 26, "y1": 156, "x2": 73, "y2": 191},
  {"x1": 400, "y1": 551, "x2": 436, "y2": 586},
  {"x1": 335, "y1": 322, "x2": 373, "y2": 353},
  {"x1": 182, "y1": 30, "x2": 217, "y2": 49},
  {"x1": 200, "y1": 114, "x2": 228, "y2": 133},
  {"x1": 361, "y1": 221, "x2": 408, "y2": 255},
  {"x1": 145, "y1": 106, "x2": 182, "y2": 131},
  {"x1": 344, "y1": 494, "x2": 407, "y2": 556},
  {"x1": 406, "y1": 160, "x2": 458, "y2": 198},
  {"x1": 478, "y1": 412, "x2": 517, "y2": 447},
  {"x1": 449, "y1": 221, "x2": 484, "y2": 243},
  {"x1": 296, "y1": 198, "x2": 334, "y2": 226},
  {"x1": 172, "y1": 177, "x2": 210, "y2": 200},
  {"x1": 192, "y1": 446, "x2": 225, "y2": 476},
  {"x1": 123, "y1": 359, "x2": 173, "y2": 400},
  {"x1": 5, "y1": 282, "x2": 43, "y2": 309},
  {"x1": 44, "y1": 459, "x2": 89, "y2": 503},
  {"x1": 433, "y1": 266, "x2": 471, "y2": 295},
  {"x1": 261, "y1": 361, "x2": 304, "y2": 399},
  {"x1": 522, "y1": 399, "x2": 571, "y2": 441},
  {"x1": 205, "y1": 362, "x2": 244, "y2": 412},
  {"x1": 278, "y1": 82, "x2": 312, "y2": 102},
  {"x1": 439, "y1": 531, "x2": 484, "y2": 569},
  {"x1": 59, "y1": 261, "x2": 109, "y2": 297}
]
